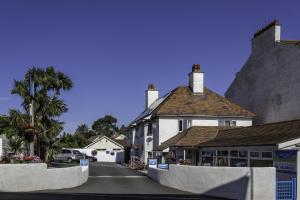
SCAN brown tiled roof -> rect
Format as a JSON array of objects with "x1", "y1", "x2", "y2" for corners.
[
  {"x1": 200, "y1": 119, "x2": 300, "y2": 147},
  {"x1": 155, "y1": 126, "x2": 229, "y2": 151},
  {"x1": 152, "y1": 86, "x2": 255, "y2": 118}
]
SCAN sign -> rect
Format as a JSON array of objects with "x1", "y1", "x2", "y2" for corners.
[
  {"x1": 273, "y1": 150, "x2": 297, "y2": 173},
  {"x1": 148, "y1": 159, "x2": 157, "y2": 168},
  {"x1": 80, "y1": 159, "x2": 89, "y2": 166},
  {"x1": 158, "y1": 164, "x2": 169, "y2": 170}
]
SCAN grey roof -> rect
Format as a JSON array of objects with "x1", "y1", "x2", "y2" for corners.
[{"x1": 130, "y1": 92, "x2": 170, "y2": 125}]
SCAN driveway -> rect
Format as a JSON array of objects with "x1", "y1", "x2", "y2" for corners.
[{"x1": 0, "y1": 162, "x2": 228, "y2": 200}]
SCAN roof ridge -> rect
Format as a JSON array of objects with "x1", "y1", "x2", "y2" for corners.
[{"x1": 253, "y1": 19, "x2": 280, "y2": 39}]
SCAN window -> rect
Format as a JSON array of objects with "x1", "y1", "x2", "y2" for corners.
[
  {"x1": 262, "y1": 152, "x2": 273, "y2": 158},
  {"x1": 250, "y1": 152, "x2": 260, "y2": 158},
  {"x1": 219, "y1": 120, "x2": 237, "y2": 127},
  {"x1": 147, "y1": 123, "x2": 152, "y2": 136},
  {"x1": 179, "y1": 119, "x2": 192, "y2": 132},
  {"x1": 225, "y1": 120, "x2": 231, "y2": 127},
  {"x1": 73, "y1": 150, "x2": 81, "y2": 154},
  {"x1": 179, "y1": 120, "x2": 183, "y2": 132},
  {"x1": 62, "y1": 149, "x2": 71, "y2": 154}
]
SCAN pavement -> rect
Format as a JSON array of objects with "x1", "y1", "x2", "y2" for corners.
[{"x1": 0, "y1": 162, "x2": 229, "y2": 200}]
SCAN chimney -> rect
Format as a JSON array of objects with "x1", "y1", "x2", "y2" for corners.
[
  {"x1": 146, "y1": 84, "x2": 159, "y2": 108},
  {"x1": 252, "y1": 20, "x2": 281, "y2": 54},
  {"x1": 189, "y1": 64, "x2": 204, "y2": 94}
]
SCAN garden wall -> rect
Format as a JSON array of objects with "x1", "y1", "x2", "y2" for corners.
[
  {"x1": 148, "y1": 164, "x2": 276, "y2": 200},
  {"x1": 0, "y1": 163, "x2": 88, "y2": 192}
]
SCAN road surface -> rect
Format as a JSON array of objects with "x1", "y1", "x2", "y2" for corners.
[{"x1": 0, "y1": 162, "x2": 228, "y2": 200}]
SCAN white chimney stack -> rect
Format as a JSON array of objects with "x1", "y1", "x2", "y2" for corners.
[
  {"x1": 146, "y1": 84, "x2": 159, "y2": 108},
  {"x1": 189, "y1": 64, "x2": 204, "y2": 94}
]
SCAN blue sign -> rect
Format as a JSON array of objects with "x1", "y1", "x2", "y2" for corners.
[
  {"x1": 80, "y1": 159, "x2": 89, "y2": 166},
  {"x1": 273, "y1": 150, "x2": 297, "y2": 173},
  {"x1": 148, "y1": 159, "x2": 157, "y2": 168},
  {"x1": 158, "y1": 164, "x2": 169, "y2": 170}
]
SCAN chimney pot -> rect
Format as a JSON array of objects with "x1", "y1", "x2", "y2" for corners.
[
  {"x1": 148, "y1": 84, "x2": 156, "y2": 91},
  {"x1": 192, "y1": 64, "x2": 201, "y2": 72}
]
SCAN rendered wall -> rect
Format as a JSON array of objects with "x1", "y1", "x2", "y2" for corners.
[
  {"x1": 0, "y1": 163, "x2": 88, "y2": 192},
  {"x1": 226, "y1": 25, "x2": 300, "y2": 124},
  {"x1": 148, "y1": 164, "x2": 276, "y2": 200}
]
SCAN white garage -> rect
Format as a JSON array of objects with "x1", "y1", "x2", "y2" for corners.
[{"x1": 85, "y1": 136, "x2": 127, "y2": 163}]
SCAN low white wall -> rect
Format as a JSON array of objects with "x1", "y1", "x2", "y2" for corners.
[
  {"x1": 0, "y1": 163, "x2": 88, "y2": 192},
  {"x1": 148, "y1": 165, "x2": 276, "y2": 200}
]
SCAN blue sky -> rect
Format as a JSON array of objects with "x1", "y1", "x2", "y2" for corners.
[{"x1": 0, "y1": 0, "x2": 299, "y2": 133}]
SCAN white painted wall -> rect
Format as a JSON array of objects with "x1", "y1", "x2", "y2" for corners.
[
  {"x1": 96, "y1": 150, "x2": 124, "y2": 163},
  {"x1": 148, "y1": 165, "x2": 276, "y2": 200},
  {"x1": 158, "y1": 116, "x2": 252, "y2": 148},
  {"x1": 158, "y1": 118, "x2": 178, "y2": 146},
  {"x1": 0, "y1": 163, "x2": 88, "y2": 192}
]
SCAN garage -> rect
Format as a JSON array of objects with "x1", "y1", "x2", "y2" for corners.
[{"x1": 85, "y1": 135, "x2": 128, "y2": 163}]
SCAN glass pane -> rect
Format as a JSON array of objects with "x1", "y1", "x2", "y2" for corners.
[
  {"x1": 262, "y1": 152, "x2": 272, "y2": 158},
  {"x1": 231, "y1": 121, "x2": 237, "y2": 127},
  {"x1": 225, "y1": 121, "x2": 230, "y2": 127},
  {"x1": 250, "y1": 152, "x2": 260, "y2": 157},
  {"x1": 230, "y1": 150, "x2": 238, "y2": 157},
  {"x1": 250, "y1": 159, "x2": 273, "y2": 167},
  {"x1": 179, "y1": 120, "x2": 183, "y2": 132},
  {"x1": 217, "y1": 150, "x2": 228, "y2": 156},
  {"x1": 201, "y1": 157, "x2": 213, "y2": 166},
  {"x1": 230, "y1": 158, "x2": 247, "y2": 167},
  {"x1": 216, "y1": 157, "x2": 228, "y2": 166},
  {"x1": 239, "y1": 151, "x2": 248, "y2": 158},
  {"x1": 218, "y1": 120, "x2": 224, "y2": 126}
]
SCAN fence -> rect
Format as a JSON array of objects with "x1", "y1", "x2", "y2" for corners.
[{"x1": 276, "y1": 178, "x2": 297, "y2": 200}]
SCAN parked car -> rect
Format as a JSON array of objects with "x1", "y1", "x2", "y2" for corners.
[{"x1": 54, "y1": 149, "x2": 84, "y2": 163}]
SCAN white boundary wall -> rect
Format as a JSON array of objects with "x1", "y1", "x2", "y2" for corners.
[
  {"x1": 148, "y1": 164, "x2": 276, "y2": 200},
  {"x1": 0, "y1": 163, "x2": 88, "y2": 192}
]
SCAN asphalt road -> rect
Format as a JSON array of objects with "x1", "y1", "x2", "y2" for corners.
[{"x1": 0, "y1": 162, "x2": 228, "y2": 200}]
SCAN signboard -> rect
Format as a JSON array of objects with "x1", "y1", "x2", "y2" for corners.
[
  {"x1": 158, "y1": 164, "x2": 169, "y2": 170},
  {"x1": 80, "y1": 159, "x2": 89, "y2": 166},
  {"x1": 148, "y1": 159, "x2": 158, "y2": 168},
  {"x1": 273, "y1": 150, "x2": 297, "y2": 173}
]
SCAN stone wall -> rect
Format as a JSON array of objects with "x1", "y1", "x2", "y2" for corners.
[
  {"x1": 0, "y1": 163, "x2": 88, "y2": 192},
  {"x1": 148, "y1": 164, "x2": 276, "y2": 200}
]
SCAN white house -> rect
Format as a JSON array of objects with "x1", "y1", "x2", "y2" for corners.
[
  {"x1": 83, "y1": 135, "x2": 129, "y2": 163},
  {"x1": 128, "y1": 64, "x2": 255, "y2": 163}
]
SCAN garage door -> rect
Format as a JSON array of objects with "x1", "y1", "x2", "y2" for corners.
[{"x1": 97, "y1": 150, "x2": 124, "y2": 163}]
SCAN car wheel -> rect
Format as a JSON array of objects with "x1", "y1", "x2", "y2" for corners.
[{"x1": 67, "y1": 158, "x2": 72, "y2": 163}]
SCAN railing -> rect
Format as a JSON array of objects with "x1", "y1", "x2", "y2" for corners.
[{"x1": 276, "y1": 178, "x2": 296, "y2": 200}]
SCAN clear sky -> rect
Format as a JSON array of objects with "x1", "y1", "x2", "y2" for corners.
[{"x1": 0, "y1": 0, "x2": 299, "y2": 133}]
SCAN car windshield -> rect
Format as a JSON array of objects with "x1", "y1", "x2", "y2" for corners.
[{"x1": 73, "y1": 150, "x2": 81, "y2": 154}]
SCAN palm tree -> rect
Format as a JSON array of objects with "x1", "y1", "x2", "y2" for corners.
[{"x1": 11, "y1": 66, "x2": 73, "y2": 161}]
